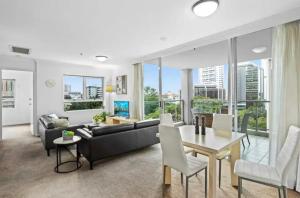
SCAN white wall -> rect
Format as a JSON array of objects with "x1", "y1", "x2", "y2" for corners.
[
  {"x1": 2, "y1": 70, "x2": 33, "y2": 126},
  {"x1": 0, "y1": 55, "x2": 131, "y2": 139},
  {"x1": 0, "y1": 55, "x2": 37, "y2": 139},
  {"x1": 111, "y1": 65, "x2": 134, "y2": 117},
  {"x1": 36, "y1": 59, "x2": 113, "y2": 125}
]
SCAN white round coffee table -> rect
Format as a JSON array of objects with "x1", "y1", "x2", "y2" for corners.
[{"x1": 53, "y1": 135, "x2": 82, "y2": 173}]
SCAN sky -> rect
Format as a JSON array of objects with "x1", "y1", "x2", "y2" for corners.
[
  {"x1": 144, "y1": 64, "x2": 182, "y2": 94},
  {"x1": 144, "y1": 59, "x2": 262, "y2": 95},
  {"x1": 64, "y1": 76, "x2": 102, "y2": 92},
  {"x1": 64, "y1": 59, "x2": 262, "y2": 94}
]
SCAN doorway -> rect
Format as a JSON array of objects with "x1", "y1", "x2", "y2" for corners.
[{"x1": 1, "y1": 70, "x2": 33, "y2": 139}]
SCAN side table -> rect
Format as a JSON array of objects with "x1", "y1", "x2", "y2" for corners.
[{"x1": 53, "y1": 136, "x2": 82, "y2": 173}]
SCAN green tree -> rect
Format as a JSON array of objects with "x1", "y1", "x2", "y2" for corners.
[
  {"x1": 144, "y1": 86, "x2": 160, "y2": 118},
  {"x1": 192, "y1": 96, "x2": 223, "y2": 113},
  {"x1": 238, "y1": 102, "x2": 267, "y2": 131}
]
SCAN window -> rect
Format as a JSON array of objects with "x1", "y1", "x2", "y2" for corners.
[
  {"x1": 63, "y1": 75, "x2": 104, "y2": 111},
  {"x1": 143, "y1": 62, "x2": 160, "y2": 120},
  {"x1": 2, "y1": 79, "x2": 15, "y2": 108}
]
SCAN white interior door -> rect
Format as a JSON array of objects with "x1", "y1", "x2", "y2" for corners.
[{"x1": 2, "y1": 70, "x2": 33, "y2": 128}]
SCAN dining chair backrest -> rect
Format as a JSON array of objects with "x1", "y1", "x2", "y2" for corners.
[
  {"x1": 275, "y1": 125, "x2": 300, "y2": 181},
  {"x1": 159, "y1": 124, "x2": 188, "y2": 173},
  {"x1": 241, "y1": 113, "x2": 250, "y2": 133},
  {"x1": 212, "y1": 114, "x2": 233, "y2": 133},
  {"x1": 160, "y1": 113, "x2": 174, "y2": 125}
]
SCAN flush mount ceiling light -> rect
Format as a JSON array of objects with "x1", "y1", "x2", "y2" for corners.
[
  {"x1": 252, "y1": 46, "x2": 267, "y2": 54},
  {"x1": 96, "y1": 55, "x2": 109, "y2": 62},
  {"x1": 192, "y1": 0, "x2": 219, "y2": 17}
]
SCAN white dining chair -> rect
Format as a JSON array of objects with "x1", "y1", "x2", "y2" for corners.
[
  {"x1": 212, "y1": 114, "x2": 232, "y2": 188},
  {"x1": 195, "y1": 113, "x2": 232, "y2": 188},
  {"x1": 159, "y1": 124, "x2": 208, "y2": 198},
  {"x1": 160, "y1": 113, "x2": 193, "y2": 154},
  {"x1": 235, "y1": 125, "x2": 300, "y2": 198},
  {"x1": 160, "y1": 113, "x2": 184, "y2": 127}
]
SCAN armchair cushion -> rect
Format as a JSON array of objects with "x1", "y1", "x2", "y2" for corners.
[{"x1": 234, "y1": 159, "x2": 281, "y2": 186}]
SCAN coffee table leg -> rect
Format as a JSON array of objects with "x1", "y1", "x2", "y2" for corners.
[
  {"x1": 76, "y1": 144, "x2": 79, "y2": 169},
  {"x1": 56, "y1": 145, "x2": 59, "y2": 173},
  {"x1": 59, "y1": 146, "x2": 61, "y2": 164}
]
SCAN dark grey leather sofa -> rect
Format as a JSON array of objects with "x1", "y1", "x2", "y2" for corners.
[
  {"x1": 39, "y1": 114, "x2": 84, "y2": 156},
  {"x1": 76, "y1": 119, "x2": 160, "y2": 169}
]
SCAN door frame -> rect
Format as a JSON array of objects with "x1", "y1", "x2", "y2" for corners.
[{"x1": 0, "y1": 58, "x2": 38, "y2": 140}]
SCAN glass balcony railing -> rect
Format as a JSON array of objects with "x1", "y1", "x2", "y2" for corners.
[
  {"x1": 144, "y1": 100, "x2": 184, "y2": 122},
  {"x1": 237, "y1": 100, "x2": 270, "y2": 134},
  {"x1": 162, "y1": 100, "x2": 184, "y2": 122},
  {"x1": 191, "y1": 99, "x2": 270, "y2": 135},
  {"x1": 144, "y1": 100, "x2": 160, "y2": 120}
]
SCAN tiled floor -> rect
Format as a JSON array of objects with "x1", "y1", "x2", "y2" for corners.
[{"x1": 241, "y1": 134, "x2": 270, "y2": 165}]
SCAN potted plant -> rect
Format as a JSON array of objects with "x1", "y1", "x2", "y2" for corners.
[{"x1": 92, "y1": 112, "x2": 108, "y2": 124}]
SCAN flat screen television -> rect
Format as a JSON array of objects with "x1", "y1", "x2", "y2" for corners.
[{"x1": 114, "y1": 101, "x2": 129, "y2": 118}]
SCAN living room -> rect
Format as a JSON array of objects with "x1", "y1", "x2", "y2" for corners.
[{"x1": 1, "y1": 1, "x2": 300, "y2": 198}]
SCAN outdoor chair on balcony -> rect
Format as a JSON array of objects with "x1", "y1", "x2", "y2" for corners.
[{"x1": 240, "y1": 113, "x2": 251, "y2": 149}]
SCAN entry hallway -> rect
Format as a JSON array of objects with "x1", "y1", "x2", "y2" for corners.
[{"x1": 0, "y1": 131, "x2": 299, "y2": 198}]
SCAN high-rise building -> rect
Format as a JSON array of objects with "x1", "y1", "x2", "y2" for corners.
[
  {"x1": 199, "y1": 65, "x2": 224, "y2": 88},
  {"x1": 64, "y1": 84, "x2": 71, "y2": 93},
  {"x1": 237, "y1": 63, "x2": 264, "y2": 101},
  {"x1": 194, "y1": 85, "x2": 226, "y2": 100},
  {"x1": 86, "y1": 86, "x2": 103, "y2": 99},
  {"x1": 197, "y1": 65, "x2": 225, "y2": 100}
]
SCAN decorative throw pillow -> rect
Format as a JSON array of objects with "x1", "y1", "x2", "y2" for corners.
[{"x1": 52, "y1": 118, "x2": 69, "y2": 128}]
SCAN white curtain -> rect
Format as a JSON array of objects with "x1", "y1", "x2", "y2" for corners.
[
  {"x1": 270, "y1": 20, "x2": 300, "y2": 191},
  {"x1": 132, "y1": 63, "x2": 144, "y2": 120}
]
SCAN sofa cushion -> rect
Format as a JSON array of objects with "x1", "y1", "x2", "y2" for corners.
[
  {"x1": 92, "y1": 123, "x2": 135, "y2": 136},
  {"x1": 40, "y1": 115, "x2": 55, "y2": 129},
  {"x1": 134, "y1": 119, "x2": 160, "y2": 129}
]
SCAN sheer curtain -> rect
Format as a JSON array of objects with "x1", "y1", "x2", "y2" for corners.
[
  {"x1": 132, "y1": 63, "x2": 144, "y2": 120},
  {"x1": 270, "y1": 20, "x2": 300, "y2": 191}
]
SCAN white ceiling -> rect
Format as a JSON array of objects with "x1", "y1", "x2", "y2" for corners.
[{"x1": 0, "y1": 0, "x2": 299, "y2": 67}]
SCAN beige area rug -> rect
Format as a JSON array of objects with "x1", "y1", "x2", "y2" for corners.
[{"x1": 0, "y1": 131, "x2": 299, "y2": 198}]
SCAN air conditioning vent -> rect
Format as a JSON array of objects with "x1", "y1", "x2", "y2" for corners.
[{"x1": 11, "y1": 46, "x2": 30, "y2": 55}]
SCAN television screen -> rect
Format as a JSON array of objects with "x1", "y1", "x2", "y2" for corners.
[{"x1": 114, "y1": 101, "x2": 129, "y2": 118}]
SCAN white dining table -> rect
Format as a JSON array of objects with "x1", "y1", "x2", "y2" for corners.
[{"x1": 162, "y1": 125, "x2": 245, "y2": 198}]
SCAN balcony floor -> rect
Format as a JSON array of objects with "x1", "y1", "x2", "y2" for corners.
[{"x1": 241, "y1": 134, "x2": 269, "y2": 165}]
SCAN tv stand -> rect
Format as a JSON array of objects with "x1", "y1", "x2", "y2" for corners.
[{"x1": 106, "y1": 116, "x2": 138, "y2": 125}]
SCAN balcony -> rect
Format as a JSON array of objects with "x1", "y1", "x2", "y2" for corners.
[
  {"x1": 144, "y1": 100, "x2": 184, "y2": 122},
  {"x1": 237, "y1": 100, "x2": 270, "y2": 136},
  {"x1": 192, "y1": 98, "x2": 270, "y2": 136}
]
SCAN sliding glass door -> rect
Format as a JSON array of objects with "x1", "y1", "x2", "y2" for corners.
[
  {"x1": 143, "y1": 59, "x2": 184, "y2": 121},
  {"x1": 143, "y1": 60, "x2": 160, "y2": 119},
  {"x1": 161, "y1": 65, "x2": 183, "y2": 122}
]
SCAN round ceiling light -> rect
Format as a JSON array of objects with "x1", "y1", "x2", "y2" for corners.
[
  {"x1": 192, "y1": 0, "x2": 219, "y2": 17},
  {"x1": 252, "y1": 47, "x2": 267, "y2": 54},
  {"x1": 96, "y1": 55, "x2": 109, "y2": 62}
]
